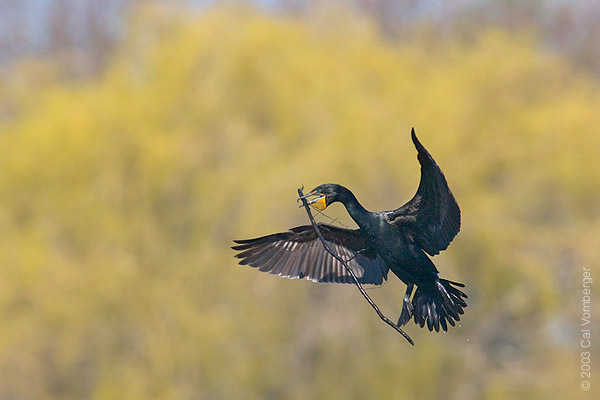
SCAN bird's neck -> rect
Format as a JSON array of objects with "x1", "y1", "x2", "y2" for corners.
[{"x1": 338, "y1": 190, "x2": 371, "y2": 229}]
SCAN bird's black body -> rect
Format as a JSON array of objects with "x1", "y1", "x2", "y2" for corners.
[{"x1": 233, "y1": 129, "x2": 467, "y2": 332}]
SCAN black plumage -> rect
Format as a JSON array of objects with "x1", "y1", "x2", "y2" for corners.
[{"x1": 232, "y1": 129, "x2": 467, "y2": 332}]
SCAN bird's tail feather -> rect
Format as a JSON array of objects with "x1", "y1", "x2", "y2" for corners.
[{"x1": 412, "y1": 278, "x2": 467, "y2": 332}]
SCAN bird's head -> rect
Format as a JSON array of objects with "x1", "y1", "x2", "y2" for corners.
[{"x1": 297, "y1": 183, "x2": 344, "y2": 211}]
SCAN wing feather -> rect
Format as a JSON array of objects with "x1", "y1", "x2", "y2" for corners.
[
  {"x1": 388, "y1": 129, "x2": 461, "y2": 255},
  {"x1": 233, "y1": 224, "x2": 389, "y2": 285}
]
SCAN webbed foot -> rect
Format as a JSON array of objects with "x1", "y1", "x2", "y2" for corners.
[{"x1": 397, "y1": 283, "x2": 414, "y2": 326}]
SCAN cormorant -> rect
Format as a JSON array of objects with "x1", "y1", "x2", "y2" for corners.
[{"x1": 232, "y1": 129, "x2": 466, "y2": 332}]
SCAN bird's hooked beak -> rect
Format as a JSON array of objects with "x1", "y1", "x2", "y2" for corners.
[{"x1": 297, "y1": 191, "x2": 327, "y2": 211}]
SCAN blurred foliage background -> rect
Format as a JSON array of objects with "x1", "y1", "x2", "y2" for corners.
[{"x1": 0, "y1": 1, "x2": 599, "y2": 399}]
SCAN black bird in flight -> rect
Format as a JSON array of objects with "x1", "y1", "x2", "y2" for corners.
[{"x1": 232, "y1": 129, "x2": 466, "y2": 332}]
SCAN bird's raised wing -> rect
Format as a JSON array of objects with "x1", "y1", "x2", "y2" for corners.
[
  {"x1": 232, "y1": 224, "x2": 389, "y2": 284},
  {"x1": 387, "y1": 129, "x2": 461, "y2": 256}
]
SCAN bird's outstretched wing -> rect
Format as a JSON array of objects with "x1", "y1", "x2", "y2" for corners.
[
  {"x1": 387, "y1": 129, "x2": 461, "y2": 255},
  {"x1": 232, "y1": 224, "x2": 389, "y2": 284}
]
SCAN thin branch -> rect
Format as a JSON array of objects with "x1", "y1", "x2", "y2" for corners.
[{"x1": 297, "y1": 187, "x2": 414, "y2": 346}]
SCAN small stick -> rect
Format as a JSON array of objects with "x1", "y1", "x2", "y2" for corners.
[{"x1": 297, "y1": 187, "x2": 414, "y2": 346}]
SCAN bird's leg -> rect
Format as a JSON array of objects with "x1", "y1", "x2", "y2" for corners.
[{"x1": 397, "y1": 283, "x2": 414, "y2": 326}]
